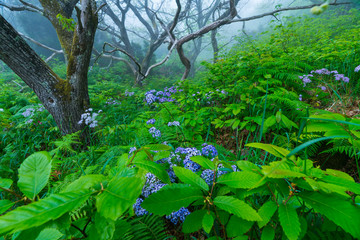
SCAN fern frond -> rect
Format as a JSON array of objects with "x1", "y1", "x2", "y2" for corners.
[{"x1": 128, "y1": 214, "x2": 168, "y2": 240}]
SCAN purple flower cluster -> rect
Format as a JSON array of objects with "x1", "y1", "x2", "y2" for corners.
[
  {"x1": 142, "y1": 173, "x2": 166, "y2": 198},
  {"x1": 149, "y1": 127, "x2": 161, "y2": 138},
  {"x1": 78, "y1": 108, "x2": 100, "y2": 128},
  {"x1": 106, "y1": 98, "x2": 121, "y2": 105},
  {"x1": 165, "y1": 207, "x2": 191, "y2": 224},
  {"x1": 145, "y1": 86, "x2": 181, "y2": 105},
  {"x1": 309, "y1": 68, "x2": 350, "y2": 83},
  {"x1": 168, "y1": 121, "x2": 180, "y2": 126},
  {"x1": 147, "y1": 119, "x2": 156, "y2": 125},
  {"x1": 133, "y1": 198, "x2": 148, "y2": 216},
  {"x1": 298, "y1": 74, "x2": 313, "y2": 87},
  {"x1": 125, "y1": 89, "x2": 135, "y2": 97},
  {"x1": 21, "y1": 108, "x2": 35, "y2": 118},
  {"x1": 355, "y1": 65, "x2": 360, "y2": 72},
  {"x1": 175, "y1": 147, "x2": 202, "y2": 172},
  {"x1": 201, "y1": 143, "x2": 218, "y2": 158}
]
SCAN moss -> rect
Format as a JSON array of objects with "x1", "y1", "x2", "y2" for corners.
[{"x1": 54, "y1": 77, "x2": 71, "y2": 101}]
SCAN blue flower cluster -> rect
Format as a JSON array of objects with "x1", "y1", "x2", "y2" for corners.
[
  {"x1": 355, "y1": 65, "x2": 360, "y2": 72},
  {"x1": 201, "y1": 143, "x2": 218, "y2": 158},
  {"x1": 175, "y1": 147, "x2": 202, "y2": 172},
  {"x1": 142, "y1": 173, "x2": 166, "y2": 198},
  {"x1": 165, "y1": 207, "x2": 191, "y2": 224},
  {"x1": 133, "y1": 198, "x2": 148, "y2": 216},
  {"x1": 168, "y1": 121, "x2": 180, "y2": 126},
  {"x1": 146, "y1": 119, "x2": 156, "y2": 125},
  {"x1": 125, "y1": 89, "x2": 135, "y2": 97},
  {"x1": 106, "y1": 98, "x2": 121, "y2": 105},
  {"x1": 149, "y1": 127, "x2": 161, "y2": 138},
  {"x1": 309, "y1": 68, "x2": 350, "y2": 83},
  {"x1": 145, "y1": 86, "x2": 182, "y2": 105}
]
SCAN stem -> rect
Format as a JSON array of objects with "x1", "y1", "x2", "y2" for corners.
[
  {"x1": 0, "y1": 186, "x2": 24, "y2": 200},
  {"x1": 159, "y1": 102, "x2": 187, "y2": 142},
  {"x1": 71, "y1": 223, "x2": 88, "y2": 238}
]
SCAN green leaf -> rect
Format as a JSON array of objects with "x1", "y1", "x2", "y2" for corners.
[
  {"x1": 226, "y1": 215, "x2": 253, "y2": 237},
  {"x1": 213, "y1": 196, "x2": 262, "y2": 221},
  {"x1": 88, "y1": 213, "x2": 115, "y2": 240},
  {"x1": 0, "y1": 200, "x2": 14, "y2": 214},
  {"x1": 154, "y1": 151, "x2": 171, "y2": 161},
  {"x1": 133, "y1": 159, "x2": 171, "y2": 184},
  {"x1": 299, "y1": 192, "x2": 360, "y2": 238},
  {"x1": 0, "y1": 178, "x2": 13, "y2": 191},
  {"x1": 261, "y1": 225, "x2": 275, "y2": 240},
  {"x1": 236, "y1": 161, "x2": 261, "y2": 171},
  {"x1": 217, "y1": 171, "x2": 264, "y2": 188},
  {"x1": 143, "y1": 144, "x2": 172, "y2": 151},
  {"x1": 142, "y1": 184, "x2": 203, "y2": 215},
  {"x1": 320, "y1": 175, "x2": 360, "y2": 194},
  {"x1": 246, "y1": 143, "x2": 289, "y2": 158},
  {"x1": 262, "y1": 168, "x2": 306, "y2": 178},
  {"x1": 278, "y1": 203, "x2": 300, "y2": 240},
  {"x1": 62, "y1": 174, "x2": 105, "y2": 192},
  {"x1": 18, "y1": 151, "x2": 52, "y2": 200},
  {"x1": 173, "y1": 166, "x2": 209, "y2": 191},
  {"x1": 190, "y1": 156, "x2": 215, "y2": 170},
  {"x1": 258, "y1": 200, "x2": 277, "y2": 228},
  {"x1": 96, "y1": 176, "x2": 144, "y2": 221},
  {"x1": 0, "y1": 190, "x2": 92, "y2": 235},
  {"x1": 35, "y1": 228, "x2": 63, "y2": 240},
  {"x1": 202, "y1": 212, "x2": 215, "y2": 234},
  {"x1": 182, "y1": 210, "x2": 206, "y2": 233}
]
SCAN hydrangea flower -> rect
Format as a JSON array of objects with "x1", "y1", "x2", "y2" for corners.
[
  {"x1": 149, "y1": 127, "x2": 161, "y2": 138},
  {"x1": 78, "y1": 108, "x2": 99, "y2": 128},
  {"x1": 22, "y1": 108, "x2": 35, "y2": 117},
  {"x1": 142, "y1": 173, "x2": 166, "y2": 198},
  {"x1": 125, "y1": 89, "x2": 135, "y2": 97},
  {"x1": 147, "y1": 119, "x2": 156, "y2": 125},
  {"x1": 175, "y1": 147, "x2": 201, "y2": 172},
  {"x1": 133, "y1": 198, "x2": 148, "y2": 216},
  {"x1": 166, "y1": 207, "x2": 190, "y2": 224},
  {"x1": 355, "y1": 65, "x2": 360, "y2": 72},
  {"x1": 201, "y1": 143, "x2": 218, "y2": 158},
  {"x1": 106, "y1": 98, "x2": 121, "y2": 105},
  {"x1": 168, "y1": 121, "x2": 180, "y2": 126},
  {"x1": 129, "y1": 147, "x2": 137, "y2": 156},
  {"x1": 299, "y1": 94, "x2": 302, "y2": 101},
  {"x1": 144, "y1": 86, "x2": 181, "y2": 105}
]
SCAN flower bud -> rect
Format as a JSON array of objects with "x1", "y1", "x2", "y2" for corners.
[
  {"x1": 310, "y1": 6, "x2": 323, "y2": 15},
  {"x1": 320, "y1": 3, "x2": 329, "y2": 10}
]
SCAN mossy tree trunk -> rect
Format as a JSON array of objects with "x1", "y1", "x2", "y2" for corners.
[{"x1": 0, "y1": 0, "x2": 98, "y2": 136}]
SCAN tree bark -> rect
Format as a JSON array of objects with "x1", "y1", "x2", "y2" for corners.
[{"x1": 0, "y1": 0, "x2": 98, "y2": 136}]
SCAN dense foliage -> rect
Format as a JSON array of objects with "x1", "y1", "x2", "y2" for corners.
[{"x1": 0, "y1": 7, "x2": 360, "y2": 240}]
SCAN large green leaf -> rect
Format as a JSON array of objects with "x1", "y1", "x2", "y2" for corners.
[
  {"x1": 190, "y1": 156, "x2": 215, "y2": 170},
  {"x1": 182, "y1": 210, "x2": 207, "y2": 233},
  {"x1": 62, "y1": 174, "x2": 106, "y2": 192},
  {"x1": 261, "y1": 225, "x2": 275, "y2": 240},
  {"x1": 299, "y1": 192, "x2": 360, "y2": 238},
  {"x1": 142, "y1": 184, "x2": 203, "y2": 215},
  {"x1": 133, "y1": 159, "x2": 171, "y2": 184},
  {"x1": 0, "y1": 178, "x2": 13, "y2": 191},
  {"x1": 226, "y1": 215, "x2": 253, "y2": 237},
  {"x1": 0, "y1": 190, "x2": 92, "y2": 235},
  {"x1": 96, "y1": 176, "x2": 144, "y2": 221},
  {"x1": 35, "y1": 228, "x2": 63, "y2": 240},
  {"x1": 258, "y1": 200, "x2": 277, "y2": 228},
  {"x1": 278, "y1": 203, "x2": 300, "y2": 240},
  {"x1": 142, "y1": 144, "x2": 172, "y2": 151},
  {"x1": 202, "y1": 212, "x2": 215, "y2": 234},
  {"x1": 0, "y1": 200, "x2": 14, "y2": 214},
  {"x1": 217, "y1": 171, "x2": 264, "y2": 189},
  {"x1": 173, "y1": 166, "x2": 209, "y2": 191},
  {"x1": 213, "y1": 196, "x2": 262, "y2": 221},
  {"x1": 18, "y1": 152, "x2": 52, "y2": 200},
  {"x1": 245, "y1": 143, "x2": 289, "y2": 158}
]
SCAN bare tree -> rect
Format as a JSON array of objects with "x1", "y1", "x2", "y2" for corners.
[{"x1": 0, "y1": 0, "x2": 101, "y2": 135}]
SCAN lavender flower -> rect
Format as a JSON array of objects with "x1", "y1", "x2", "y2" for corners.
[
  {"x1": 125, "y1": 89, "x2": 135, "y2": 97},
  {"x1": 355, "y1": 65, "x2": 360, "y2": 72},
  {"x1": 299, "y1": 94, "x2": 302, "y2": 101},
  {"x1": 25, "y1": 119, "x2": 33, "y2": 124},
  {"x1": 129, "y1": 147, "x2": 137, "y2": 156},
  {"x1": 149, "y1": 127, "x2": 161, "y2": 138},
  {"x1": 78, "y1": 108, "x2": 99, "y2": 128},
  {"x1": 147, "y1": 119, "x2": 156, "y2": 125},
  {"x1": 106, "y1": 98, "x2": 121, "y2": 105},
  {"x1": 168, "y1": 121, "x2": 180, "y2": 127},
  {"x1": 21, "y1": 108, "x2": 35, "y2": 117},
  {"x1": 166, "y1": 207, "x2": 191, "y2": 225}
]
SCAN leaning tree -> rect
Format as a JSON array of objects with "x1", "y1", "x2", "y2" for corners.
[{"x1": 0, "y1": 0, "x2": 100, "y2": 135}]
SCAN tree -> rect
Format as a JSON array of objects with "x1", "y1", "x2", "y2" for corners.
[{"x1": 0, "y1": 0, "x2": 100, "y2": 135}]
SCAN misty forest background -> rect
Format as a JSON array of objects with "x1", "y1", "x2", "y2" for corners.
[{"x1": 1, "y1": 0, "x2": 360, "y2": 239}]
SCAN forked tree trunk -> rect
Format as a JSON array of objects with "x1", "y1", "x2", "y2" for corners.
[{"x1": 0, "y1": 2, "x2": 97, "y2": 136}]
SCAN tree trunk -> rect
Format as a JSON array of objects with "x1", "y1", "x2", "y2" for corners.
[{"x1": 0, "y1": 1, "x2": 97, "y2": 136}]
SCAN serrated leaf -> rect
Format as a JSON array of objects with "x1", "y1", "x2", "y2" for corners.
[
  {"x1": 142, "y1": 184, "x2": 203, "y2": 215},
  {"x1": 217, "y1": 171, "x2": 264, "y2": 188},
  {"x1": 18, "y1": 151, "x2": 52, "y2": 200},
  {"x1": 143, "y1": 144, "x2": 172, "y2": 151},
  {"x1": 258, "y1": 200, "x2": 277, "y2": 228},
  {"x1": 320, "y1": 175, "x2": 360, "y2": 194},
  {"x1": 299, "y1": 192, "x2": 360, "y2": 238},
  {"x1": 226, "y1": 215, "x2": 253, "y2": 237},
  {"x1": 182, "y1": 210, "x2": 206, "y2": 233},
  {"x1": 278, "y1": 203, "x2": 300, "y2": 240},
  {"x1": 96, "y1": 176, "x2": 144, "y2": 221},
  {"x1": 202, "y1": 212, "x2": 215, "y2": 234},
  {"x1": 261, "y1": 225, "x2": 275, "y2": 240},
  {"x1": 0, "y1": 190, "x2": 92, "y2": 235},
  {"x1": 325, "y1": 169, "x2": 354, "y2": 182},
  {"x1": 236, "y1": 161, "x2": 261, "y2": 171},
  {"x1": 262, "y1": 168, "x2": 306, "y2": 178},
  {"x1": 0, "y1": 200, "x2": 14, "y2": 214},
  {"x1": 154, "y1": 151, "x2": 171, "y2": 161},
  {"x1": 190, "y1": 156, "x2": 215, "y2": 170},
  {"x1": 213, "y1": 196, "x2": 262, "y2": 221},
  {"x1": 62, "y1": 174, "x2": 105, "y2": 193},
  {"x1": 35, "y1": 228, "x2": 63, "y2": 240},
  {"x1": 0, "y1": 178, "x2": 13, "y2": 191},
  {"x1": 173, "y1": 166, "x2": 208, "y2": 191},
  {"x1": 133, "y1": 159, "x2": 171, "y2": 184}
]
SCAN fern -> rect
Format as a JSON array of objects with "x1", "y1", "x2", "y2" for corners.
[{"x1": 127, "y1": 215, "x2": 169, "y2": 240}]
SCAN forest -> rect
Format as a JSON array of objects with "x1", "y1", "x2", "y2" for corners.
[{"x1": 0, "y1": 0, "x2": 360, "y2": 239}]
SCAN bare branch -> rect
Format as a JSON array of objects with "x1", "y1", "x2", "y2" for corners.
[{"x1": 0, "y1": 2, "x2": 42, "y2": 14}]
